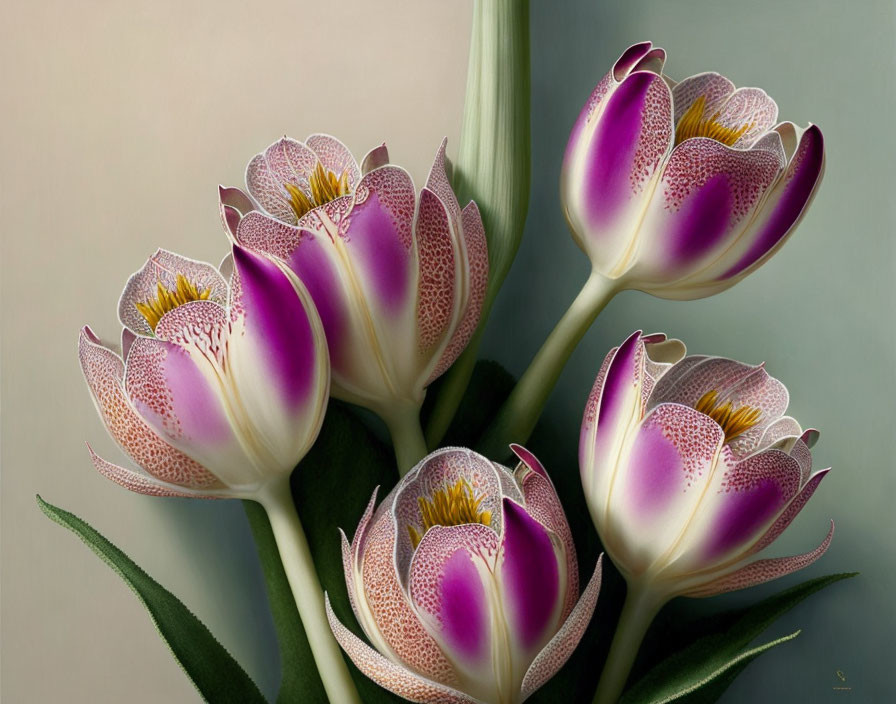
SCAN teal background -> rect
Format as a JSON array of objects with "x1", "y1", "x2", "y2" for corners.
[{"x1": 481, "y1": 0, "x2": 895, "y2": 700}]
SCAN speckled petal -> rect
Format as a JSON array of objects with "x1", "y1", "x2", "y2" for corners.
[
  {"x1": 521, "y1": 556, "x2": 603, "y2": 701},
  {"x1": 325, "y1": 596, "x2": 481, "y2": 704},
  {"x1": 428, "y1": 201, "x2": 488, "y2": 385},
  {"x1": 681, "y1": 521, "x2": 834, "y2": 597},
  {"x1": 87, "y1": 445, "x2": 217, "y2": 499},
  {"x1": 362, "y1": 143, "x2": 390, "y2": 174},
  {"x1": 79, "y1": 326, "x2": 221, "y2": 490},
  {"x1": 246, "y1": 137, "x2": 318, "y2": 224},
  {"x1": 306, "y1": 133, "x2": 361, "y2": 189},
  {"x1": 118, "y1": 250, "x2": 228, "y2": 337}
]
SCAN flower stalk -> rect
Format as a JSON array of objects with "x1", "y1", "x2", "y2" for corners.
[
  {"x1": 257, "y1": 478, "x2": 361, "y2": 704},
  {"x1": 378, "y1": 402, "x2": 429, "y2": 476},
  {"x1": 425, "y1": 0, "x2": 531, "y2": 448},
  {"x1": 478, "y1": 271, "x2": 617, "y2": 458},
  {"x1": 592, "y1": 581, "x2": 666, "y2": 704}
]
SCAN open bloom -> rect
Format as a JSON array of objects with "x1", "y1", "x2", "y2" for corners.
[
  {"x1": 219, "y1": 135, "x2": 488, "y2": 421},
  {"x1": 79, "y1": 246, "x2": 329, "y2": 498},
  {"x1": 562, "y1": 41, "x2": 825, "y2": 300},
  {"x1": 327, "y1": 447, "x2": 603, "y2": 704},
  {"x1": 580, "y1": 331, "x2": 832, "y2": 598}
]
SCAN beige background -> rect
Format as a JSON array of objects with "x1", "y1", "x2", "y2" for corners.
[
  {"x1": 1, "y1": 1, "x2": 468, "y2": 701},
  {"x1": 3, "y1": 1, "x2": 894, "y2": 703}
]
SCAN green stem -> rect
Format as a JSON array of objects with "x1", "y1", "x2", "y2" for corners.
[
  {"x1": 477, "y1": 272, "x2": 617, "y2": 458},
  {"x1": 425, "y1": 0, "x2": 531, "y2": 448},
  {"x1": 257, "y1": 479, "x2": 361, "y2": 704},
  {"x1": 593, "y1": 582, "x2": 666, "y2": 704},
  {"x1": 380, "y1": 402, "x2": 429, "y2": 477}
]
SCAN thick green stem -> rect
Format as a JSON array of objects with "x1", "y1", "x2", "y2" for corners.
[
  {"x1": 425, "y1": 0, "x2": 531, "y2": 448},
  {"x1": 478, "y1": 272, "x2": 617, "y2": 458},
  {"x1": 380, "y1": 402, "x2": 429, "y2": 476},
  {"x1": 593, "y1": 582, "x2": 666, "y2": 704},
  {"x1": 258, "y1": 479, "x2": 361, "y2": 704}
]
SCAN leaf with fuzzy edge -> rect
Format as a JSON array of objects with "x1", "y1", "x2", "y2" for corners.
[
  {"x1": 620, "y1": 573, "x2": 858, "y2": 704},
  {"x1": 37, "y1": 495, "x2": 267, "y2": 704}
]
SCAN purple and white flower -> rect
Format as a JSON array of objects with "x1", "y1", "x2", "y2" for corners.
[
  {"x1": 220, "y1": 134, "x2": 488, "y2": 417},
  {"x1": 580, "y1": 331, "x2": 832, "y2": 598},
  {"x1": 562, "y1": 41, "x2": 825, "y2": 300},
  {"x1": 327, "y1": 447, "x2": 602, "y2": 704},
  {"x1": 79, "y1": 246, "x2": 329, "y2": 498}
]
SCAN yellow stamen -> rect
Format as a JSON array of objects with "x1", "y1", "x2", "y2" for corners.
[
  {"x1": 675, "y1": 95, "x2": 754, "y2": 147},
  {"x1": 694, "y1": 389, "x2": 762, "y2": 443},
  {"x1": 134, "y1": 274, "x2": 211, "y2": 331},
  {"x1": 408, "y1": 479, "x2": 493, "y2": 549},
  {"x1": 285, "y1": 162, "x2": 352, "y2": 220}
]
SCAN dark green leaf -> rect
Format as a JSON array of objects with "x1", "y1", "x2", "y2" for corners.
[
  {"x1": 422, "y1": 358, "x2": 516, "y2": 448},
  {"x1": 37, "y1": 495, "x2": 267, "y2": 704},
  {"x1": 620, "y1": 572, "x2": 858, "y2": 704}
]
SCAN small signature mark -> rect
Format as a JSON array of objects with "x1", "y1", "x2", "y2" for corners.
[{"x1": 833, "y1": 670, "x2": 852, "y2": 692}]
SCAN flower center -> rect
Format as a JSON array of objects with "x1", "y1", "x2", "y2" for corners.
[
  {"x1": 694, "y1": 389, "x2": 762, "y2": 442},
  {"x1": 674, "y1": 95, "x2": 754, "y2": 146},
  {"x1": 135, "y1": 274, "x2": 211, "y2": 331},
  {"x1": 284, "y1": 162, "x2": 351, "y2": 220},
  {"x1": 408, "y1": 479, "x2": 493, "y2": 549}
]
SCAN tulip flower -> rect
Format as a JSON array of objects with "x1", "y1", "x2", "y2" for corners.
[
  {"x1": 326, "y1": 446, "x2": 603, "y2": 704},
  {"x1": 580, "y1": 331, "x2": 832, "y2": 703},
  {"x1": 220, "y1": 134, "x2": 488, "y2": 474},
  {"x1": 79, "y1": 246, "x2": 360, "y2": 703},
  {"x1": 478, "y1": 39, "x2": 825, "y2": 461}
]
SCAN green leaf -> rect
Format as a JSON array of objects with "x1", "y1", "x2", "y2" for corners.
[
  {"x1": 37, "y1": 495, "x2": 267, "y2": 704},
  {"x1": 242, "y1": 501, "x2": 327, "y2": 704},
  {"x1": 620, "y1": 572, "x2": 858, "y2": 704}
]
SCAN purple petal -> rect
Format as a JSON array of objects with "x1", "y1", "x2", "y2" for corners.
[
  {"x1": 722, "y1": 125, "x2": 825, "y2": 279},
  {"x1": 499, "y1": 499, "x2": 563, "y2": 654}
]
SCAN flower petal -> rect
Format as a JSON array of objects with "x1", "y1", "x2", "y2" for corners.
[
  {"x1": 714, "y1": 87, "x2": 778, "y2": 148},
  {"x1": 409, "y1": 524, "x2": 501, "y2": 695},
  {"x1": 720, "y1": 124, "x2": 825, "y2": 279},
  {"x1": 498, "y1": 499, "x2": 565, "y2": 678},
  {"x1": 681, "y1": 521, "x2": 834, "y2": 597},
  {"x1": 610, "y1": 403, "x2": 726, "y2": 574},
  {"x1": 521, "y1": 557, "x2": 603, "y2": 701},
  {"x1": 415, "y1": 188, "x2": 462, "y2": 365},
  {"x1": 613, "y1": 41, "x2": 656, "y2": 80},
  {"x1": 425, "y1": 138, "x2": 462, "y2": 229},
  {"x1": 246, "y1": 137, "x2": 318, "y2": 224},
  {"x1": 562, "y1": 72, "x2": 673, "y2": 274},
  {"x1": 79, "y1": 326, "x2": 220, "y2": 489},
  {"x1": 626, "y1": 138, "x2": 783, "y2": 287},
  {"x1": 667, "y1": 448, "x2": 803, "y2": 573},
  {"x1": 511, "y1": 445, "x2": 578, "y2": 618},
  {"x1": 123, "y1": 326, "x2": 255, "y2": 488},
  {"x1": 118, "y1": 249, "x2": 228, "y2": 337},
  {"x1": 226, "y1": 245, "x2": 329, "y2": 470},
  {"x1": 305, "y1": 133, "x2": 361, "y2": 189},
  {"x1": 749, "y1": 468, "x2": 830, "y2": 554},
  {"x1": 361, "y1": 143, "x2": 390, "y2": 175},
  {"x1": 428, "y1": 201, "x2": 488, "y2": 385},
  {"x1": 580, "y1": 331, "x2": 648, "y2": 524},
  {"x1": 87, "y1": 445, "x2": 216, "y2": 499},
  {"x1": 672, "y1": 72, "x2": 736, "y2": 125},
  {"x1": 648, "y1": 357, "x2": 789, "y2": 458},
  {"x1": 395, "y1": 448, "x2": 505, "y2": 581},
  {"x1": 325, "y1": 596, "x2": 480, "y2": 704},
  {"x1": 359, "y1": 511, "x2": 459, "y2": 684}
]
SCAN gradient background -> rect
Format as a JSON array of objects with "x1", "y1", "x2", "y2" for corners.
[{"x1": 2, "y1": 0, "x2": 893, "y2": 701}]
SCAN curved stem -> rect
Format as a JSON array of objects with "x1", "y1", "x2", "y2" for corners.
[
  {"x1": 380, "y1": 402, "x2": 429, "y2": 477},
  {"x1": 258, "y1": 480, "x2": 361, "y2": 704},
  {"x1": 593, "y1": 582, "x2": 666, "y2": 704},
  {"x1": 477, "y1": 271, "x2": 617, "y2": 458}
]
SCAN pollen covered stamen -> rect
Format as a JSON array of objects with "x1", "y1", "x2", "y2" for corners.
[
  {"x1": 694, "y1": 389, "x2": 762, "y2": 443},
  {"x1": 284, "y1": 162, "x2": 351, "y2": 220},
  {"x1": 408, "y1": 479, "x2": 493, "y2": 549},
  {"x1": 675, "y1": 95, "x2": 754, "y2": 147},
  {"x1": 135, "y1": 274, "x2": 211, "y2": 331}
]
